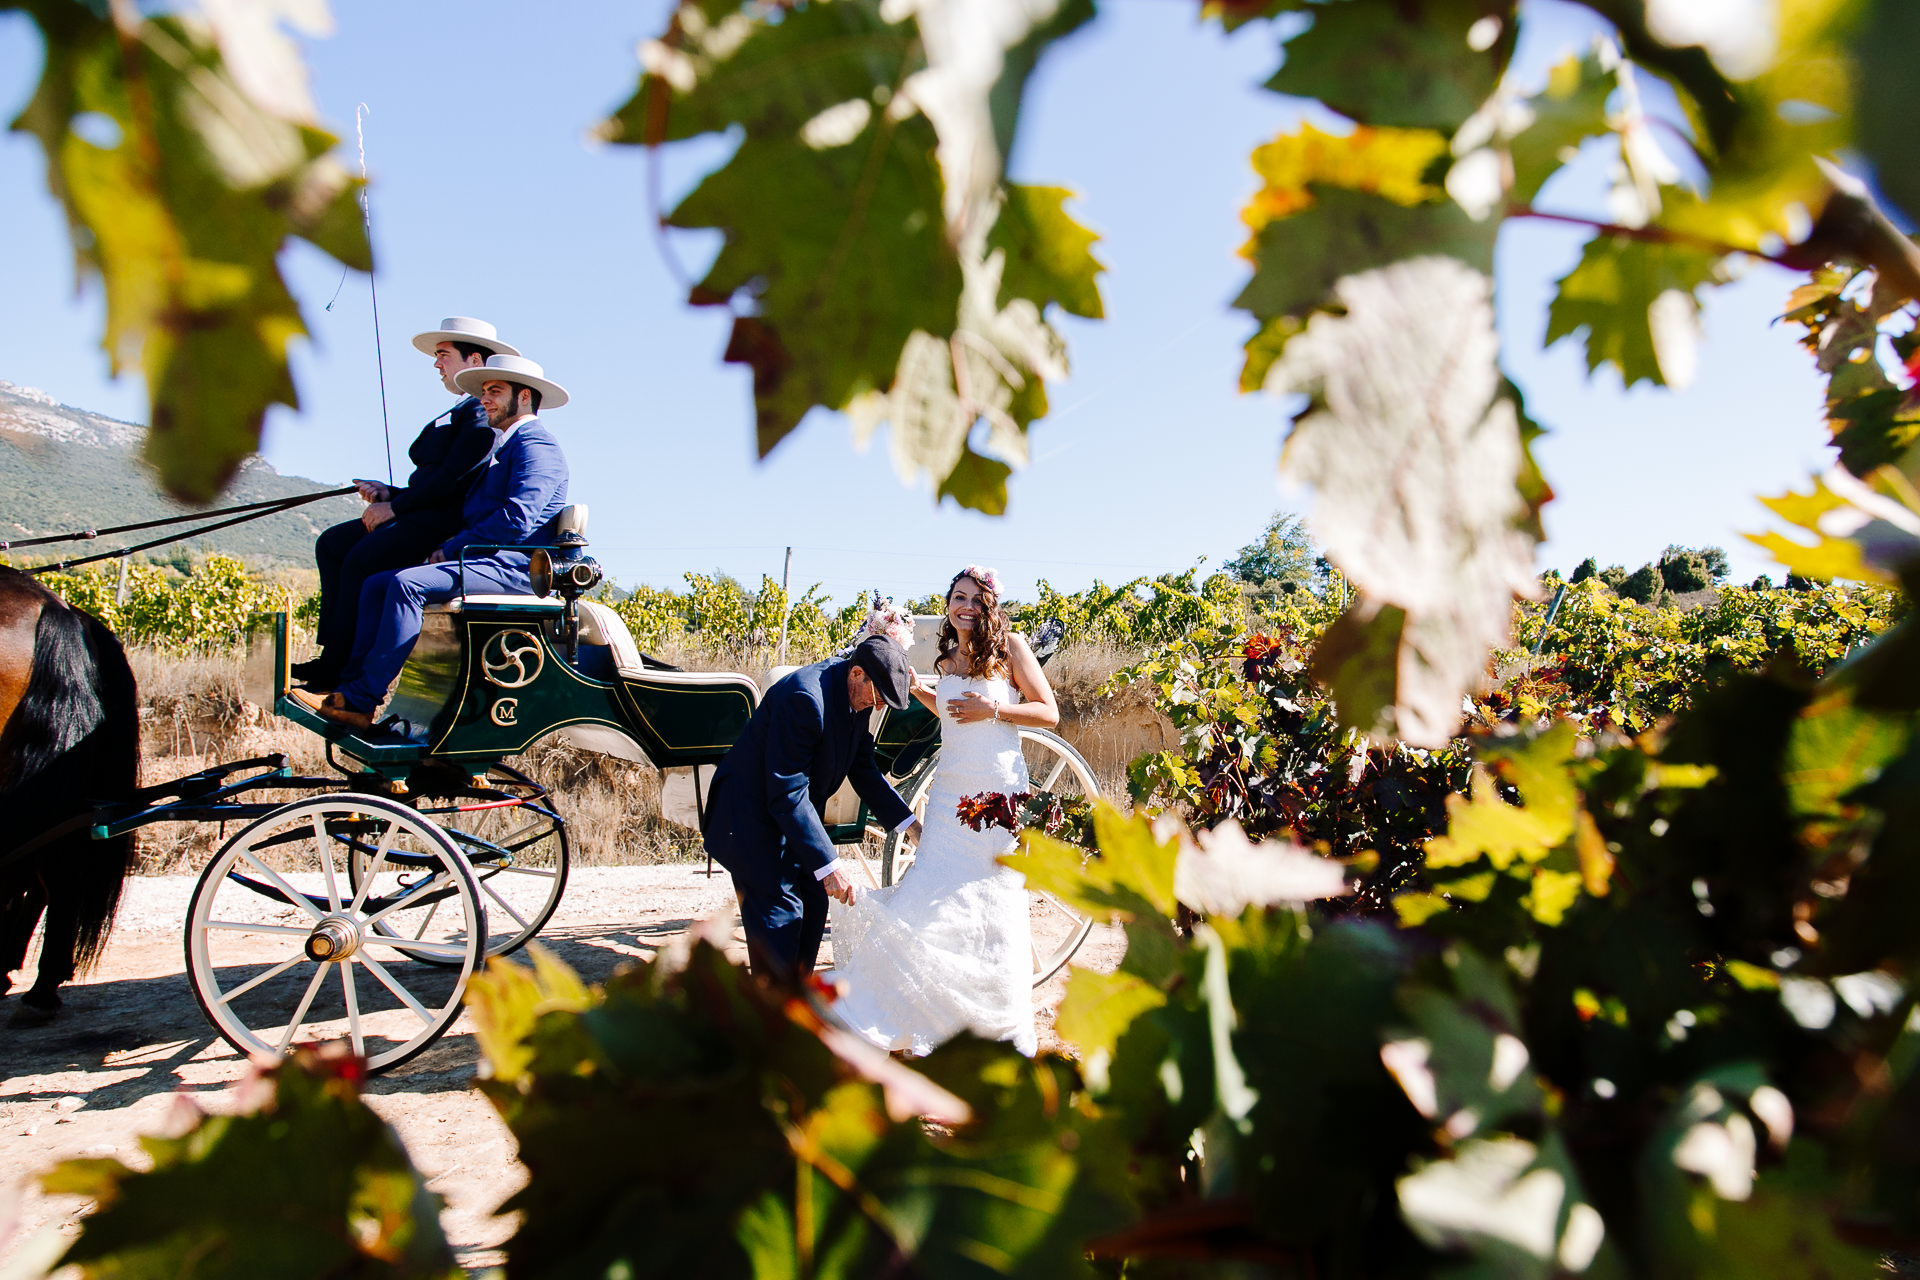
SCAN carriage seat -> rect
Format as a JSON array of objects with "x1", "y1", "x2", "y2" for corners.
[
  {"x1": 424, "y1": 503, "x2": 589, "y2": 615},
  {"x1": 575, "y1": 599, "x2": 762, "y2": 698}
]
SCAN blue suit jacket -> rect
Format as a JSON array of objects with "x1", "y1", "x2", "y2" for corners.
[
  {"x1": 437, "y1": 417, "x2": 569, "y2": 569},
  {"x1": 704, "y1": 659, "x2": 913, "y2": 883}
]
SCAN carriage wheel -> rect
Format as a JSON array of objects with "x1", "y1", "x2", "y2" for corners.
[
  {"x1": 880, "y1": 728, "x2": 1099, "y2": 987},
  {"x1": 381, "y1": 763, "x2": 571, "y2": 962},
  {"x1": 184, "y1": 794, "x2": 484, "y2": 1074}
]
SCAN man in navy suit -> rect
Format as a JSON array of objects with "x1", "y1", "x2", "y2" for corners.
[
  {"x1": 291, "y1": 354, "x2": 570, "y2": 732},
  {"x1": 296, "y1": 317, "x2": 516, "y2": 689},
  {"x1": 704, "y1": 637, "x2": 919, "y2": 987}
]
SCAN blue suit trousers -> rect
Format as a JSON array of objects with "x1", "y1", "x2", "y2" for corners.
[{"x1": 334, "y1": 557, "x2": 531, "y2": 714}]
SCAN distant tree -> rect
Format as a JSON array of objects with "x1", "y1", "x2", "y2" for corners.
[
  {"x1": 1598, "y1": 565, "x2": 1630, "y2": 592},
  {"x1": 1225, "y1": 512, "x2": 1323, "y2": 592},
  {"x1": 1661, "y1": 543, "x2": 1730, "y2": 586},
  {"x1": 1786, "y1": 573, "x2": 1816, "y2": 592},
  {"x1": 1659, "y1": 549, "x2": 1713, "y2": 594},
  {"x1": 1750, "y1": 574, "x2": 1773, "y2": 590},
  {"x1": 1570, "y1": 557, "x2": 1598, "y2": 584},
  {"x1": 1620, "y1": 563, "x2": 1664, "y2": 604}
]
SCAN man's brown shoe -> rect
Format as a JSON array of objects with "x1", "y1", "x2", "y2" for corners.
[{"x1": 288, "y1": 687, "x2": 374, "y2": 732}]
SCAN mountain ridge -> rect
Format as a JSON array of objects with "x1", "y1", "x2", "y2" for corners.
[{"x1": 0, "y1": 379, "x2": 361, "y2": 568}]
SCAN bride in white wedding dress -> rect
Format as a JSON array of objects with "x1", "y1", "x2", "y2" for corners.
[{"x1": 827, "y1": 566, "x2": 1060, "y2": 1057}]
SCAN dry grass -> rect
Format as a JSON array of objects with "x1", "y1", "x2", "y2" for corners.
[{"x1": 125, "y1": 638, "x2": 1168, "y2": 873}]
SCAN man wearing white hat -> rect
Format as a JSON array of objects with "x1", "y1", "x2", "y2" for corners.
[
  {"x1": 294, "y1": 317, "x2": 517, "y2": 688},
  {"x1": 292, "y1": 355, "x2": 571, "y2": 732}
]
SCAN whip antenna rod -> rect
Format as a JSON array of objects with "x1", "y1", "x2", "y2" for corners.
[{"x1": 356, "y1": 103, "x2": 395, "y2": 485}]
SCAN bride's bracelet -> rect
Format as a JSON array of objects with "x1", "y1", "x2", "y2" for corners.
[{"x1": 990, "y1": 701, "x2": 1001, "y2": 722}]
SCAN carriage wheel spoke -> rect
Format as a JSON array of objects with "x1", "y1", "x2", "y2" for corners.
[
  {"x1": 217, "y1": 952, "x2": 306, "y2": 1005},
  {"x1": 278, "y1": 965, "x2": 330, "y2": 1054},
  {"x1": 491, "y1": 864, "x2": 557, "y2": 879},
  {"x1": 362, "y1": 870, "x2": 452, "y2": 927},
  {"x1": 238, "y1": 850, "x2": 327, "y2": 921},
  {"x1": 205, "y1": 920, "x2": 310, "y2": 937},
  {"x1": 355, "y1": 953, "x2": 434, "y2": 1027},
  {"x1": 481, "y1": 880, "x2": 531, "y2": 930},
  {"x1": 314, "y1": 814, "x2": 341, "y2": 911},
  {"x1": 340, "y1": 963, "x2": 364, "y2": 1058},
  {"x1": 349, "y1": 818, "x2": 401, "y2": 914},
  {"x1": 1039, "y1": 756, "x2": 1068, "y2": 790},
  {"x1": 363, "y1": 936, "x2": 471, "y2": 960},
  {"x1": 412, "y1": 898, "x2": 443, "y2": 940}
]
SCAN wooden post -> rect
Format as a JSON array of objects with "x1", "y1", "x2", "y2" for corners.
[{"x1": 775, "y1": 546, "x2": 793, "y2": 665}]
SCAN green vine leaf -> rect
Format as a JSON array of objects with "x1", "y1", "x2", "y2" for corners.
[
  {"x1": 44, "y1": 1048, "x2": 459, "y2": 1279},
  {"x1": 11, "y1": 3, "x2": 369, "y2": 501},
  {"x1": 987, "y1": 184, "x2": 1105, "y2": 319},
  {"x1": 1546, "y1": 233, "x2": 1727, "y2": 390},
  {"x1": 1506, "y1": 49, "x2": 1617, "y2": 206},
  {"x1": 1233, "y1": 124, "x2": 1490, "y2": 389},
  {"x1": 1267, "y1": 0, "x2": 1513, "y2": 134},
  {"x1": 607, "y1": 0, "x2": 1096, "y2": 508}
]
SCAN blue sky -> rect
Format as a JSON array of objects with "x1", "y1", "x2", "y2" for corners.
[{"x1": 0, "y1": 0, "x2": 1832, "y2": 602}]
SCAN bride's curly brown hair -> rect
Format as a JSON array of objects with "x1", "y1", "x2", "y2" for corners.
[{"x1": 936, "y1": 570, "x2": 1012, "y2": 679}]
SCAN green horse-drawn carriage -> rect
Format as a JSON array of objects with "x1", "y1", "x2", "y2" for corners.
[{"x1": 105, "y1": 514, "x2": 1097, "y2": 1071}]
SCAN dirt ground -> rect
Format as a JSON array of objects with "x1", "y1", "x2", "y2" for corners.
[{"x1": 0, "y1": 864, "x2": 1122, "y2": 1277}]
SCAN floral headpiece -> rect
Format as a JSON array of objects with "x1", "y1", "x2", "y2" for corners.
[
  {"x1": 853, "y1": 594, "x2": 916, "y2": 649},
  {"x1": 952, "y1": 565, "x2": 1002, "y2": 596}
]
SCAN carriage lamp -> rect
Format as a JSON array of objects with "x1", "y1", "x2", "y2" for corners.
[{"x1": 530, "y1": 529, "x2": 603, "y2": 662}]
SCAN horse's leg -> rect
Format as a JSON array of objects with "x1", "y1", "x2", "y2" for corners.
[
  {"x1": 14, "y1": 867, "x2": 72, "y2": 1024},
  {"x1": 0, "y1": 880, "x2": 48, "y2": 999}
]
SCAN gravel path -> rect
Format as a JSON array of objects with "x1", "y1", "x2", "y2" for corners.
[{"x1": 0, "y1": 864, "x2": 1119, "y2": 1275}]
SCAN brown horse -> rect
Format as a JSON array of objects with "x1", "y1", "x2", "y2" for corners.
[{"x1": 0, "y1": 566, "x2": 139, "y2": 1024}]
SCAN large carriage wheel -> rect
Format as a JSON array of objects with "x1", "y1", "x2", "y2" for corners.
[
  {"x1": 385, "y1": 762, "x2": 571, "y2": 962},
  {"x1": 185, "y1": 794, "x2": 484, "y2": 1074},
  {"x1": 880, "y1": 728, "x2": 1099, "y2": 987}
]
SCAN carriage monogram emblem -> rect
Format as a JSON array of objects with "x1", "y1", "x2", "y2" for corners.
[
  {"x1": 490, "y1": 698, "x2": 518, "y2": 726},
  {"x1": 481, "y1": 630, "x2": 544, "y2": 688}
]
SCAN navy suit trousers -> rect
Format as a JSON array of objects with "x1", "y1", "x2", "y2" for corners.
[{"x1": 313, "y1": 517, "x2": 453, "y2": 659}]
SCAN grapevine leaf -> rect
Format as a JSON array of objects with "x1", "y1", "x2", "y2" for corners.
[
  {"x1": 1266, "y1": 0, "x2": 1512, "y2": 134},
  {"x1": 1642, "y1": 3, "x2": 1855, "y2": 253},
  {"x1": 1748, "y1": 474, "x2": 1902, "y2": 586},
  {"x1": 1851, "y1": 0, "x2": 1920, "y2": 226},
  {"x1": 483, "y1": 940, "x2": 1129, "y2": 1277},
  {"x1": 1056, "y1": 969, "x2": 1168, "y2": 1060},
  {"x1": 615, "y1": 0, "x2": 961, "y2": 457},
  {"x1": 1274, "y1": 256, "x2": 1540, "y2": 746},
  {"x1": 987, "y1": 184, "x2": 1105, "y2": 318},
  {"x1": 1508, "y1": 50, "x2": 1616, "y2": 207},
  {"x1": 1545, "y1": 233, "x2": 1726, "y2": 390},
  {"x1": 1233, "y1": 124, "x2": 1488, "y2": 386},
  {"x1": 1004, "y1": 806, "x2": 1180, "y2": 924},
  {"x1": 11, "y1": 5, "x2": 369, "y2": 501},
  {"x1": 610, "y1": 0, "x2": 1094, "y2": 502},
  {"x1": 46, "y1": 1048, "x2": 459, "y2": 1280},
  {"x1": 848, "y1": 242, "x2": 1064, "y2": 512},
  {"x1": 1200, "y1": 0, "x2": 1313, "y2": 34}
]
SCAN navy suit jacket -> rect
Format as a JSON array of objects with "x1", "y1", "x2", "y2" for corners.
[
  {"x1": 704, "y1": 659, "x2": 913, "y2": 883},
  {"x1": 387, "y1": 397, "x2": 495, "y2": 525},
  {"x1": 437, "y1": 417, "x2": 569, "y2": 569}
]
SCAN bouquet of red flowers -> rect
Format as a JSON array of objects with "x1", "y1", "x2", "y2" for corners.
[{"x1": 955, "y1": 789, "x2": 1094, "y2": 845}]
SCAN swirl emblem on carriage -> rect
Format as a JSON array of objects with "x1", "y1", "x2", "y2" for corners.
[{"x1": 481, "y1": 630, "x2": 545, "y2": 688}]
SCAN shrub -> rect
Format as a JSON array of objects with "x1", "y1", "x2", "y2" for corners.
[
  {"x1": 1571, "y1": 556, "x2": 1599, "y2": 583},
  {"x1": 1619, "y1": 562, "x2": 1664, "y2": 604}
]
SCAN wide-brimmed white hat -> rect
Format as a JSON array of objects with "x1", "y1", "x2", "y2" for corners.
[
  {"x1": 454, "y1": 354, "x2": 569, "y2": 409},
  {"x1": 411, "y1": 316, "x2": 519, "y2": 358}
]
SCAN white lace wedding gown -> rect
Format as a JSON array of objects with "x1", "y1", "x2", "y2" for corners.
[{"x1": 827, "y1": 673, "x2": 1037, "y2": 1056}]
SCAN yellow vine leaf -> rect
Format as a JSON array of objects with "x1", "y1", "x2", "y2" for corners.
[{"x1": 1241, "y1": 122, "x2": 1448, "y2": 239}]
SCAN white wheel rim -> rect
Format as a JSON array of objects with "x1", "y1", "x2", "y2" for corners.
[{"x1": 186, "y1": 794, "x2": 484, "y2": 1074}]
